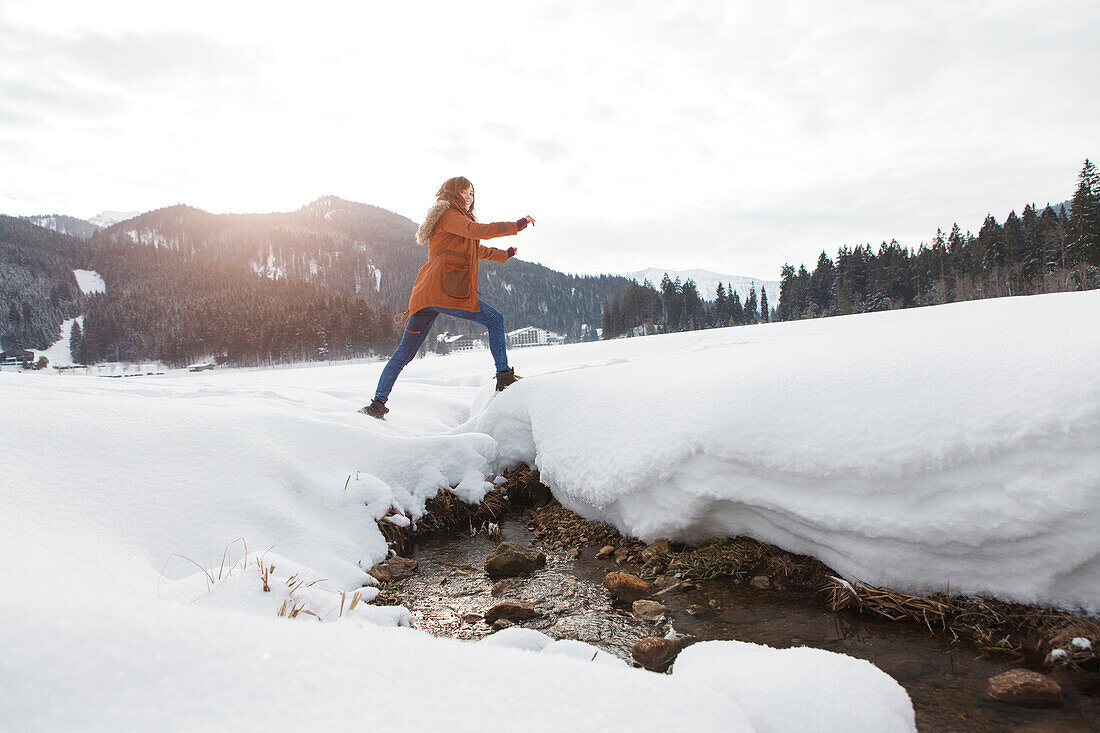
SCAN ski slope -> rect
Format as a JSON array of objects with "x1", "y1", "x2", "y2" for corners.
[{"x1": 5, "y1": 290, "x2": 1097, "y2": 730}]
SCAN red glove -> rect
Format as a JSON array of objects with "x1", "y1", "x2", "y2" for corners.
[{"x1": 506, "y1": 247, "x2": 517, "y2": 259}]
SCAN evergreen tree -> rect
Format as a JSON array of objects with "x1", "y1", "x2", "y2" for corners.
[
  {"x1": 730, "y1": 289, "x2": 744, "y2": 325},
  {"x1": 714, "y1": 282, "x2": 729, "y2": 326},
  {"x1": 681, "y1": 279, "x2": 704, "y2": 330},
  {"x1": 808, "y1": 252, "x2": 834, "y2": 314},
  {"x1": 69, "y1": 320, "x2": 83, "y2": 364},
  {"x1": 660, "y1": 275, "x2": 683, "y2": 331},
  {"x1": 1069, "y1": 158, "x2": 1100, "y2": 267},
  {"x1": 1039, "y1": 205, "x2": 1064, "y2": 271},
  {"x1": 744, "y1": 284, "x2": 758, "y2": 324},
  {"x1": 776, "y1": 265, "x2": 796, "y2": 321},
  {"x1": 977, "y1": 214, "x2": 1006, "y2": 270},
  {"x1": 1003, "y1": 211, "x2": 1024, "y2": 263},
  {"x1": 759, "y1": 286, "x2": 769, "y2": 323},
  {"x1": 1021, "y1": 204, "x2": 1044, "y2": 279}
]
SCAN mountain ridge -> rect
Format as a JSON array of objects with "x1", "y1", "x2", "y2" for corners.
[{"x1": 624, "y1": 267, "x2": 781, "y2": 302}]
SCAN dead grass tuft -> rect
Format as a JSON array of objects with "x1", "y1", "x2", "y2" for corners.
[
  {"x1": 825, "y1": 576, "x2": 951, "y2": 630},
  {"x1": 371, "y1": 581, "x2": 405, "y2": 607}
]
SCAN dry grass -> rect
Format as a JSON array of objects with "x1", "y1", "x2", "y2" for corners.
[
  {"x1": 338, "y1": 589, "x2": 365, "y2": 618},
  {"x1": 276, "y1": 598, "x2": 321, "y2": 621},
  {"x1": 371, "y1": 581, "x2": 405, "y2": 607},
  {"x1": 823, "y1": 575, "x2": 1098, "y2": 667},
  {"x1": 660, "y1": 537, "x2": 829, "y2": 588},
  {"x1": 825, "y1": 576, "x2": 951, "y2": 631},
  {"x1": 157, "y1": 537, "x2": 252, "y2": 598}
]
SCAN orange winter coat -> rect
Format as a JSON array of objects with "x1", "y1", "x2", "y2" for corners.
[{"x1": 404, "y1": 201, "x2": 519, "y2": 317}]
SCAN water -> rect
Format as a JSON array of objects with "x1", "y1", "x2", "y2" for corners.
[{"x1": 404, "y1": 520, "x2": 1099, "y2": 732}]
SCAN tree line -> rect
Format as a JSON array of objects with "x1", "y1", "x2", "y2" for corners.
[
  {"x1": 600, "y1": 159, "x2": 1099, "y2": 339},
  {"x1": 74, "y1": 242, "x2": 398, "y2": 367},
  {"x1": 601, "y1": 275, "x2": 770, "y2": 339},
  {"x1": 775, "y1": 159, "x2": 1100, "y2": 321}
]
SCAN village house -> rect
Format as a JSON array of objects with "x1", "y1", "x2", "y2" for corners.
[
  {"x1": 437, "y1": 333, "x2": 483, "y2": 352},
  {"x1": 506, "y1": 326, "x2": 565, "y2": 349}
]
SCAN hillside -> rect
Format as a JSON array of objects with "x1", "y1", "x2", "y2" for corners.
[
  {"x1": 0, "y1": 216, "x2": 88, "y2": 351},
  {"x1": 22, "y1": 214, "x2": 102, "y2": 239},
  {"x1": 93, "y1": 197, "x2": 630, "y2": 340}
]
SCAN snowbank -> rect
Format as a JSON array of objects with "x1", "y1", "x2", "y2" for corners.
[
  {"x1": 673, "y1": 641, "x2": 916, "y2": 732},
  {"x1": 4, "y1": 592, "x2": 755, "y2": 732},
  {"x1": 11, "y1": 291, "x2": 1088, "y2": 728},
  {"x1": 464, "y1": 292, "x2": 1100, "y2": 613}
]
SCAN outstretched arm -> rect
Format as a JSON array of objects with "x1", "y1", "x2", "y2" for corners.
[{"x1": 439, "y1": 209, "x2": 519, "y2": 240}]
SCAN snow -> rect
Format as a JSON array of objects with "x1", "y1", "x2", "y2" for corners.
[
  {"x1": 541, "y1": 639, "x2": 628, "y2": 666},
  {"x1": 624, "y1": 267, "x2": 780, "y2": 303},
  {"x1": 463, "y1": 292, "x2": 1100, "y2": 613},
  {"x1": 673, "y1": 641, "x2": 916, "y2": 732},
  {"x1": 125, "y1": 228, "x2": 170, "y2": 248},
  {"x1": 33, "y1": 315, "x2": 82, "y2": 366},
  {"x1": 73, "y1": 268, "x2": 106, "y2": 294},
  {"x1": 89, "y1": 210, "x2": 141, "y2": 228},
  {"x1": 478, "y1": 626, "x2": 554, "y2": 651},
  {"x1": 9, "y1": 290, "x2": 1095, "y2": 729},
  {"x1": 1072, "y1": 637, "x2": 1092, "y2": 650}
]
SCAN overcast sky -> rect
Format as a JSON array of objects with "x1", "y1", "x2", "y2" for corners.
[{"x1": 1, "y1": 1, "x2": 1096, "y2": 279}]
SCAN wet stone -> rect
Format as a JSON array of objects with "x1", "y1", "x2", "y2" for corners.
[
  {"x1": 603, "y1": 571, "x2": 653, "y2": 602},
  {"x1": 484, "y1": 542, "x2": 546, "y2": 579},
  {"x1": 596, "y1": 545, "x2": 615, "y2": 559},
  {"x1": 490, "y1": 579, "x2": 517, "y2": 596},
  {"x1": 986, "y1": 669, "x2": 1063, "y2": 708},
  {"x1": 633, "y1": 599, "x2": 668, "y2": 621},
  {"x1": 632, "y1": 635, "x2": 699, "y2": 673},
  {"x1": 462, "y1": 613, "x2": 482, "y2": 624},
  {"x1": 367, "y1": 556, "x2": 419, "y2": 582},
  {"x1": 484, "y1": 602, "x2": 543, "y2": 625},
  {"x1": 750, "y1": 575, "x2": 772, "y2": 590},
  {"x1": 491, "y1": 619, "x2": 514, "y2": 632}
]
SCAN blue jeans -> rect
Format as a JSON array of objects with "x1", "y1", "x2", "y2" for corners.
[{"x1": 373, "y1": 299, "x2": 510, "y2": 403}]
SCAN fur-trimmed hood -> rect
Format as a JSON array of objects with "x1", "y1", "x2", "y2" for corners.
[{"x1": 415, "y1": 199, "x2": 460, "y2": 245}]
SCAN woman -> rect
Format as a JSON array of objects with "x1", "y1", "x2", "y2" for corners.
[{"x1": 360, "y1": 176, "x2": 534, "y2": 419}]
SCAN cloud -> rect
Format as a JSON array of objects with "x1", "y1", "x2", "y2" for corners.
[{"x1": 0, "y1": 1, "x2": 1096, "y2": 279}]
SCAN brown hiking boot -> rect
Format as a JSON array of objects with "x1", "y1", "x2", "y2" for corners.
[
  {"x1": 495, "y1": 368, "x2": 522, "y2": 392},
  {"x1": 358, "y1": 399, "x2": 389, "y2": 419}
]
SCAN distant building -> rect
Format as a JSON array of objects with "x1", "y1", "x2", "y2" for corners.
[
  {"x1": 506, "y1": 326, "x2": 565, "y2": 348},
  {"x1": 0, "y1": 349, "x2": 34, "y2": 367},
  {"x1": 437, "y1": 333, "x2": 483, "y2": 352}
]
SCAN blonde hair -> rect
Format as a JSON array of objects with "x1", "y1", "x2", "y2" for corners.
[{"x1": 436, "y1": 176, "x2": 475, "y2": 217}]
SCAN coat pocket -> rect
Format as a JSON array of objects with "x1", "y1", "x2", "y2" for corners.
[{"x1": 441, "y1": 255, "x2": 470, "y2": 298}]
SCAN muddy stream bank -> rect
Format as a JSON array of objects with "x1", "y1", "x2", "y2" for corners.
[{"x1": 387, "y1": 516, "x2": 1098, "y2": 732}]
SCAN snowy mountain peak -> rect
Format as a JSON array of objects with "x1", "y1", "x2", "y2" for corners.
[
  {"x1": 624, "y1": 267, "x2": 780, "y2": 302},
  {"x1": 89, "y1": 211, "x2": 141, "y2": 228},
  {"x1": 22, "y1": 214, "x2": 102, "y2": 239}
]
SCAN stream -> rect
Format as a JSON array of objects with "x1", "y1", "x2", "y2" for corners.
[{"x1": 400, "y1": 520, "x2": 1098, "y2": 732}]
